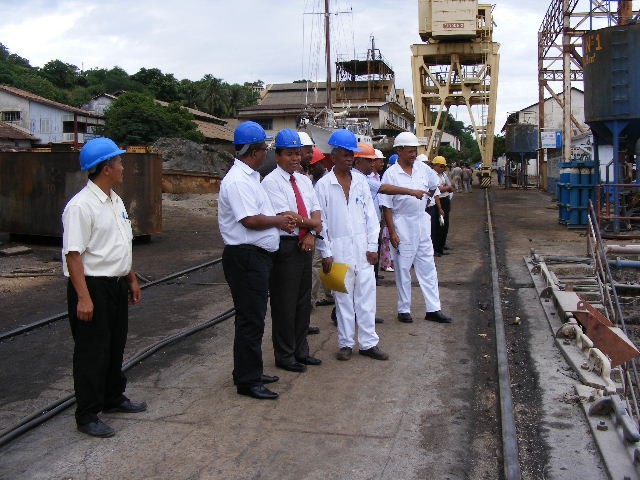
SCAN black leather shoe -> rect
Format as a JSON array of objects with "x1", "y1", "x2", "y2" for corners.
[
  {"x1": 397, "y1": 312, "x2": 413, "y2": 323},
  {"x1": 375, "y1": 317, "x2": 384, "y2": 324},
  {"x1": 315, "y1": 298, "x2": 334, "y2": 306},
  {"x1": 425, "y1": 310, "x2": 452, "y2": 323},
  {"x1": 296, "y1": 356, "x2": 322, "y2": 366},
  {"x1": 261, "y1": 374, "x2": 279, "y2": 384},
  {"x1": 237, "y1": 385, "x2": 278, "y2": 400},
  {"x1": 77, "y1": 419, "x2": 115, "y2": 438},
  {"x1": 359, "y1": 345, "x2": 389, "y2": 360},
  {"x1": 435, "y1": 252, "x2": 443, "y2": 257},
  {"x1": 276, "y1": 361, "x2": 307, "y2": 372},
  {"x1": 104, "y1": 399, "x2": 147, "y2": 413},
  {"x1": 307, "y1": 325, "x2": 320, "y2": 335},
  {"x1": 443, "y1": 246, "x2": 452, "y2": 251}
]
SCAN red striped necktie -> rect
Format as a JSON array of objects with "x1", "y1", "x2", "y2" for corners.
[{"x1": 290, "y1": 174, "x2": 309, "y2": 241}]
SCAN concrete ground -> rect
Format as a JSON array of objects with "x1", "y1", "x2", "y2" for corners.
[{"x1": 0, "y1": 186, "x2": 608, "y2": 479}]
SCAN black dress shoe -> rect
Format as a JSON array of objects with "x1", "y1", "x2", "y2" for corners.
[
  {"x1": 307, "y1": 325, "x2": 320, "y2": 335},
  {"x1": 276, "y1": 361, "x2": 307, "y2": 372},
  {"x1": 375, "y1": 317, "x2": 384, "y2": 324},
  {"x1": 435, "y1": 252, "x2": 443, "y2": 257},
  {"x1": 425, "y1": 310, "x2": 452, "y2": 323},
  {"x1": 443, "y1": 246, "x2": 452, "y2": 251},
  {"x1": 359, "y1": 345, "x2": 389, "y2": 360},
  {"x1": 397, "y1": 312, "x2": 413, "y2": 323},
  {"x1": 237, "y1": 385, "x2": 279, "y2": 400},
  {"x1": 315, "y1": 298, "x2": 335, "y2": 306},
  {"x1": 77, "y1": 419, "x2": 115, "y2": 438},
  {"x1": 261, "y1": 374, "x2": 279, "y2": 384},
  {"x1": 103, "y1": 399, "x2": 147, "y2": 413},
  {"x1": 296, "y1": 356, "x2": 322, "y2": 366}
]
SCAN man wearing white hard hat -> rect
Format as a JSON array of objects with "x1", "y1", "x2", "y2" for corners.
[
  {"x1": 379, "y1": 132, "x2": 452, "y2": 324},
  {"x1": 297, "y1": 131, "x2": 315, "y2": 175}
]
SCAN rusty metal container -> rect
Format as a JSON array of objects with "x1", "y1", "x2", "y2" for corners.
[{"x1": 0, "y1": 151, "x2": 162, "y2": 237}]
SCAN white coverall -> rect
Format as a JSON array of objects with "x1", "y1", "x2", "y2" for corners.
[
  {"x1": 379, "y1": 161, "x2": 442, "y2": 314},
  {"x1": 315, "y1": 169, "x2": 380, "y2": 350}
]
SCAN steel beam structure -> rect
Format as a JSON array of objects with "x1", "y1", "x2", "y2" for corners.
[{"x1": 537, "y1": 0, "x2": 628, "y2": 188}]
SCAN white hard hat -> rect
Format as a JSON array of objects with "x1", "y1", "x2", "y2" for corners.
[
  {"x1": 374, "y1": 148, "x2": 385, "y2": 159},
  {"x1": 416, "y1": 154, "x2": 428, "y2": 163},
  {"x1": 393, "y1": 131, "x2": 420, "y2": 147},
  {"x1": 297, "y1": 131, "x2": 315, "y2": 146}
]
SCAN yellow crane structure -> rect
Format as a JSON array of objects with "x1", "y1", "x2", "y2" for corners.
[{"x1": 411, "y1": 0, "x2": 500, "y2": 187}]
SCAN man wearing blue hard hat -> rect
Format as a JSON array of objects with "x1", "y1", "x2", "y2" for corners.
[
  {"x1": 218, "y1": 121, "x2": 296, "y2": 400},
  {"x1": 314, "y1": 129, "x2": 389, "y2": 362},
  {"x1": 62, "y1": 137, "x2": 146, "y2": 438},
  {"x1": 262, "y1": 129, "x2": 323, "y2": 373}
]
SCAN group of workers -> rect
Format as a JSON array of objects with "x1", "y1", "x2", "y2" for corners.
[
  {"x1": 219, "y1": 122, "x2": 452, "y2": 400},
  {"x1": 60, "y1": 124, "x2": 455, "y2": 438}
]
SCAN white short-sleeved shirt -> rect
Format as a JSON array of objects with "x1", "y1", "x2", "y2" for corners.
[
  {"x1": 437, "y1": 172, "x2": 453, "y2": 200},
  {"x1": 379, "y1": 161, "x2": 439, "y2": 214},
  {"x1": 62, "y1": 180, "x2": 133, "y2": 277},
  {"x1": 218, "y1": 159, "x2": 280, "y2": 252},
  {"x1": 314, "y1": 169, "x2": 380, "y2": 265},
  {"x1": 261, "y1": 165, "x2": 321, "y2": 238}
]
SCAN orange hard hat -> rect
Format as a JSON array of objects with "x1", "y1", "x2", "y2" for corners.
[
  {"x1": 310, "y1": 147, "x2": 325, "y2": 165},
  {"x1": 354, "y1": 143, "x2": 377, "y2": 159}
]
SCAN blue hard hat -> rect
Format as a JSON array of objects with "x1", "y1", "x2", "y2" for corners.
[
  {"x1": 328, "y1": 129, "x2": 362, "y2": 152},
  {"x1": 388, "y1": 154, "x2": 398, "y2": 165},
  {"x1": 234, "y1": 121, "x2": 272, "y2": 145},
  {"x1": 275, "y1": 129, "x2": 302, "y2": 148},
  {"x1": 79, "y1": 137, "x2": 126, "y2": 171}
]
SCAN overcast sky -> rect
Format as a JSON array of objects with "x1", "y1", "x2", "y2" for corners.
[{"x1": 1, "y1": 0, "x2": 550, "y2": 133}]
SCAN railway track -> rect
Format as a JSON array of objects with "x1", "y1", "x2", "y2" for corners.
[
  {"x1": 1, "y1": 192, "x2": 525, "y2": 479},
  {"x1": 0, "y1": 257, "x2": 232, "y2": 447}
]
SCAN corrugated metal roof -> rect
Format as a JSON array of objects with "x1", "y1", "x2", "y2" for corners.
[
  {"x1": 154, "y1": 100, "x2": 226, "y2": 124},
  {"x1": 0, "y1": 121, "x2": 36, "y2": 140},
  {"x1": 193, "y1": 120, "x2": 234, "y2": 142},
  {"x1": 0, "y1": 85, "x2": 103, "y2": 118}
]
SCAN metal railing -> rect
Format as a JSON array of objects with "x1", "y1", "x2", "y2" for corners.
[{"x1": 587, "y1": 200, "x2": 640, "y2": 420}]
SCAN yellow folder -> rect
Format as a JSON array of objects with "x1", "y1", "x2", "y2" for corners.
[{"x1": 319, "y1": 263, "x2": 349, "y2": 294}]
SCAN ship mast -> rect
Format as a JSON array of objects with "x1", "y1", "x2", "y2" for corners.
[{"x1": 324, "y1": 0, "x2": 332, "y2": 112}]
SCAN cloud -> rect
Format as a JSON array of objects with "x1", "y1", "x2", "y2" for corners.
[{"x1": 0, "y1": 0, "x2": 553, "y2": 134}]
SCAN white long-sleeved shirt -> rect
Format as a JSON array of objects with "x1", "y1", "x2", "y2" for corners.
[
  {"x1": 314, "y1": 169, "x2": 380, "y2": 267},
  {"x1": 261, "y1": 165, "x2": 321, "y2": 237}
]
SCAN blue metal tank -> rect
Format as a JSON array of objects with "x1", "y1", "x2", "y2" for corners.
[{"x1": 584, "y1": 24, "x2": 640, "y2": 231}]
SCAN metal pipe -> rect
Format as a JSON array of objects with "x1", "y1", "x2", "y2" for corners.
[
  {"x1": 605, "y1": 245, "x2": 640, "y2": 255},
  {"x1": 608, "y1": 259, "x2": 640, "y2": 269},
  {"x1": 486, "y1": 189, "x2": 522, "y2": 480}
]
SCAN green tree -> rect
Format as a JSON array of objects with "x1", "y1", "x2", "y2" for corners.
[
  {"x1": 101, "y1": 92, "x2": 203, "y2": 145},
  {"x1": 493, "y1": 133, "x2": 506, "y2": 159},
  {"x1": 131, "y1": 67, "x2": 180, "y2": 102},
  {"x1": 40, "y1": 59, "x2": 80, "y2": 89}
]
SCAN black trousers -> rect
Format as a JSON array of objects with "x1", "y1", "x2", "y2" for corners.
[
  {"x1": 68, "y1": 276, "x2": 129, "y2": 426},
  {"x1": 429, "y1": 196, "x2": 451, "y2": 254},
  {"x1": 269, "y1": 237, "x2": 312, "y2": 365},
  {"x1": 222, "y1": 245, "x2": 273, "y2": 388}
]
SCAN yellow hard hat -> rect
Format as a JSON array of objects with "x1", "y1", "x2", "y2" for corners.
[{"x1": 432, "y1": 156, "x2": 447, "y2": 165}]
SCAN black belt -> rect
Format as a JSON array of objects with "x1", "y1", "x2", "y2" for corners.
[
  {"x1": 227, "y1": 244, "x2": 274, "y2": 256},
  {"x1": 86, "y1": 275, "x2": 126, "y2": 283},
  {"x1": 280, "y1": 236, "x2": 299, "y2": 241}
]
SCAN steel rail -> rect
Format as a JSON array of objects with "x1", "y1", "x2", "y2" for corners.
[
  {"x1": 485, "y1": 189, "x2": 522, "y2": 480},
  {"x1": 0, "y1": 258, "x2": 222, "y2": 342},
  {"x1": 0, "y1": 307, "x2": 234, "y2": 448}
]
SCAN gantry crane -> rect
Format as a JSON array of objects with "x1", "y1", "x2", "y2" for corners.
[{"x1": 411, "y1": 0, "x2": 500, "y2": 186}]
